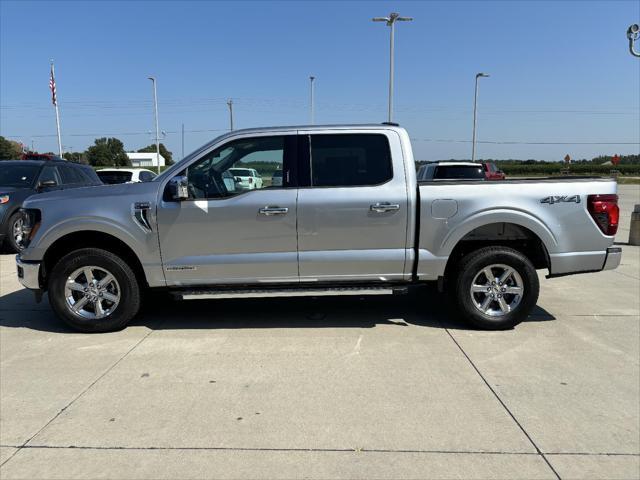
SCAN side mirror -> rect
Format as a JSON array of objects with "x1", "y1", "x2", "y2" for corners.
[
  {"x1": 37, "y1": 180, "x2": 57, "y2": 190},
  {"x1": 168, "y1": 176, "x2": 189, "y2": 201}
]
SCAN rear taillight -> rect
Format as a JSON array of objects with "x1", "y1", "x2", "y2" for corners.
[
  {"x1": 249, "y1": 177, "x2": 253, "y2": 184},
  {"x1": 587, "y1": 194, "x2": 619, "y2": 236}
]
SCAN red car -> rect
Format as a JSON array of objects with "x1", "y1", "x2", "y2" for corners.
[
  {"x1": 20, "y1": 152, "x2": 63, "y2": 161},
  {"x1": 483, "y1": 162, "x2": 506, "y2": 180}
]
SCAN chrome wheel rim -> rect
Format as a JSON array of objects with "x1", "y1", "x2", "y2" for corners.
[
  {"x1": 64, "y1": 266, "x2": 121, "y2": 320},
  {"x1": 12, "y1": 217, "x2": 24, "y2": 248},
  {"x1": 470, "y1": 264, "x2": 524, "y2": 317}
]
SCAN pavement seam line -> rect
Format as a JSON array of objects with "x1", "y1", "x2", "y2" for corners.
[
  {"x1": 444, "y1": 328, "x2": 562, "y2": 480},
  {"x1": 1, "y1": 445, "x2": 639, "y2": 456},
  {"x1": 0, "y1": 324, "x2": 158, "y2": 469},
  {"x1": 0, "y1": 445, "x2": 541, "y2": 455}
]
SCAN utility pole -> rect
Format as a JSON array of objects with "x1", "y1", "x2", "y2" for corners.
[
  {"x1": 372, "y1": 12, "x2": 413, "y2": 123},
  {"x1": 148, "y1": 76, "x2": 161, "y2": 174},
  {"x1": 181, "y1": 123, "x2": 185, "y2": 159},
  {"x1": 227, "y1": 99, "x2": 234, "y2": 131},
  {"x1": 309, "y1": 76, "x2": 315, "y2": 124},
  {"x1": 471, "y1": 72, "x2": 490, "y2": 162}
]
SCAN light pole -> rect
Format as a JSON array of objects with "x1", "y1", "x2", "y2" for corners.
[
  {"x1": 147, "y1": 76, "x2": 161, "y2": 174},
  {"x1": 372, "y1": 12, "x2": 412, "y2": 123},
  {"x1": 309, "y1": 76, "x2": 315, "y2": 124},
  {"x1": 227, "y1": 99, "x2": 234, "y2": 131},
  {"x1": 471, "y1": 72, "x2": 490, "y2": 162},
  {"x1": 628, "y1": 24, "x2": 640, "y2": 57}
]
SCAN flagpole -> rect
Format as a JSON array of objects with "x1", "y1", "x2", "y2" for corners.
[{"x1": 50, "y1": 60, "x2": 63, "y2": 157}]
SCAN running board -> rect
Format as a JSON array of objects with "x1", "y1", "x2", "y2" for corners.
[{"x1": 174, "y1": 286, "x2": 408, "y2": 301}]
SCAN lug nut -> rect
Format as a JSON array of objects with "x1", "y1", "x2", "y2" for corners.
[
  {"x1": 497, "y1": 294, "x2": 502, "y2": 298},
  {"x1": 501, "y1": 288, "x2": 506, "y2": 292}
]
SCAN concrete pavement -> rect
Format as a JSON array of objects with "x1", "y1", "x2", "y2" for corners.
[{"x1": 0, "y1": 185, "x2": 638, "y2": 479}]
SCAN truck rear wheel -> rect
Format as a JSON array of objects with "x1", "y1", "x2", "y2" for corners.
[
  {"x1": 452, "y1": 246, "x2": 539, "y2": 330},
  {"x1": 48, "y1": 248, "x2": 141, "y2": 332}
]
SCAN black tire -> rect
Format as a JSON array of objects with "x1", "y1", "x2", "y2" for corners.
[
  {"x1": 452, "y1": 246, "x2": 539, "y2": 330},
  {"x1": 48, "y1": 248, "x2": 141, "y2": 332},
  {"x1": 4, "y1": 211, "x2": 24, "y2": 253}
]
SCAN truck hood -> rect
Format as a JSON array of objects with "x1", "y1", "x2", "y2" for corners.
[{"x1": 23, "y1": 181, "x2": 160, "y2": 209}]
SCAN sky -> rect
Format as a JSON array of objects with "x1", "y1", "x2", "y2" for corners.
[{"x1": 1, "y1": 0, "x2": 639, "y2": 161}]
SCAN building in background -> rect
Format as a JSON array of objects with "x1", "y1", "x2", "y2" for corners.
[{"x1": 126, "y1": 152, "x2": 165, "y2": 168}]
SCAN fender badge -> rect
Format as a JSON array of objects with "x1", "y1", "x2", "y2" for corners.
[{"x1": 540, "y1": 195, "x2": 581, "y2": 204}]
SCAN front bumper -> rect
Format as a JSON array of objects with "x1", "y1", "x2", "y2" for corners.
[
  {"x1": 16, "y1": 255, "x2": 41, "y2": 290},
  {"x1": 602, "y1": 246, "x2": 622, "y2": 271}
]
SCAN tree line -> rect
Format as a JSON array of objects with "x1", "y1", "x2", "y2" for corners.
[
  {"x1": 1, "y1": 134, "x2": 637, "y2": 173},
  {"x1": 0, "y1": 136, "x2": 174, "y2": 167}
]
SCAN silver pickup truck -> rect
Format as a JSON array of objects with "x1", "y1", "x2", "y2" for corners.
[{"x1": 15, "y1": 124, "x2": 621, "y2": 332}]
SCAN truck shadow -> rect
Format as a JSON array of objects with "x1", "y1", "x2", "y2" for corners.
[{"x1": 0, "y1": 285, "x2": 556, "y2": 333}]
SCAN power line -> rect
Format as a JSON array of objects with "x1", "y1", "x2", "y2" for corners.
[
  {"x1": 410, "y1": 138, "x2": 640, "y2": 145},
  {"x1": 2, "y1": 128, "x2": 227, "y2": 139},
  {"x1": 3, "y1": 130, "x2": 638, "y2": 146}
]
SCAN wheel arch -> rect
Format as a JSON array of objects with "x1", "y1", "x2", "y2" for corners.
[
  {"x1": 443, "y1": 222, "x2": 552, "y2": 281},
  {"x1": 41, "y1": 231, "x2": 148, "y2": 290}
]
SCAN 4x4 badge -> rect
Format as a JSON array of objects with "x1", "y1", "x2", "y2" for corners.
[{"x1": 540, "y1": 195, "x2": 581, "y2": 204}]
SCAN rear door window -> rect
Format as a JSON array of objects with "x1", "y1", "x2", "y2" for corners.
[
  {"x1": 308, "y1": 134, "x2": 392, "y2": 187},
  {"x1": 59, "y1": 165, "x2": 86, "y2": 185},
  {"x1": 80, "y1": 167, "x2": 102, "y2": 184}
]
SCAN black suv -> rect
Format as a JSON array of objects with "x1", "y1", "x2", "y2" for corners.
[{"x1": 0, "y1": 159, "x2": 102, "y2": 252}]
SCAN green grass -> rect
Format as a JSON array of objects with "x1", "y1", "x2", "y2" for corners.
[{"x1": 615, "y1": 177, "x2": 640, "y2": 185}]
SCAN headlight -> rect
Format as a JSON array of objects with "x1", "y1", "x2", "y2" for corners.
[
  {"x1": 19, "y1": 208, "x2": 41, "y2": 247},
  {"x1": 0, "y1": 195, "x2": 9, "y2": 204}
]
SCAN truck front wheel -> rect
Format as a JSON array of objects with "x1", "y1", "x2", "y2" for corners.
[
  {"x1": 48, "y1": 248, "x2": 141, "y2": 332},
  {"x1": 453, "y1": 246, "x2": 539, "y2": 330}
]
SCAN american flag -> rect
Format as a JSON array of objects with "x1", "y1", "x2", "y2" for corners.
[{"x1": 49, "y1": 64, "x2": 57, "y2": 106}]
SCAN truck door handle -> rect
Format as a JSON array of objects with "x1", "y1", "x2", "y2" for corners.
[
  {"x1": 259, "y1": 206, "x2": 289, "y2": 216},
  {"x1": 370, "y1": 202, "x2": 400, "y2": 213}
]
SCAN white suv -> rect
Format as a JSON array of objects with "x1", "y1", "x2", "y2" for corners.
[{"x1": 228, "y1": 168, "x2": 263, "y2": 190}]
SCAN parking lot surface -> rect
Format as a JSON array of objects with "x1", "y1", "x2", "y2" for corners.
[{"x1": 0, "y1": 185, "x2": 638, "y2": 480}]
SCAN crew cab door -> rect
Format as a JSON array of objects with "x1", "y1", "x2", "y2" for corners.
[
  {"x1": 296, "y1": 130, "x2": 410, "y2": 281},
  {"x1": 156, "y1": 134, "x2": 299, "y2": 286}
]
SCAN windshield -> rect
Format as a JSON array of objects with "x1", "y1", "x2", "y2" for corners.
[
  {"x1": 97, "y1": 171, "x2": 133, "y2": 184},
  {"x1": 0, "y1": 164, "x2": 40, "y2": 188}
]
